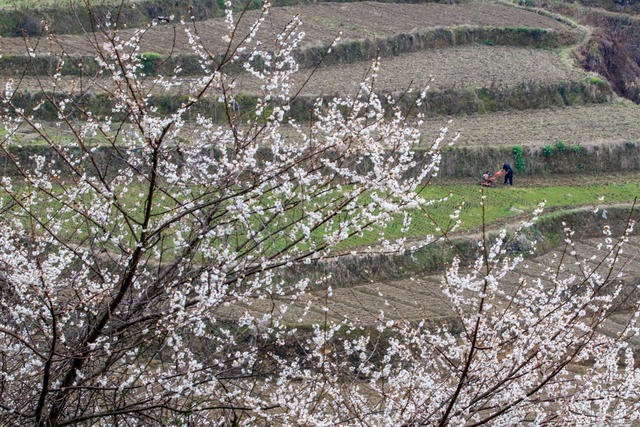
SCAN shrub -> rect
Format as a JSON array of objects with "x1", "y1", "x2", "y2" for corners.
[
  {"x1": 542, "y1": 145, "x2": 554, "y2": 158},
  {"x1": 512, "y1": 145, "x2": 525, "y2": 172},
  {"x1": 572, "y1": 144, "x2": 586, "y2": 154},
  {"x1": 555, "y1": 140, "x2": 566, "y2": 153},
  {"x1": 14, "y1": 14, "x2": 42, "y2": 36},
  {"x1": 138, "y1": 51, "x2": 164, "y2": 75}
]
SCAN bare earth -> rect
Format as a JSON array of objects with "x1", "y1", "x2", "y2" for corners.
[
  {"x1": 3, "y1": 45, "x2": 590, "y2": 95},
  {"x1": 0, "y1": 2, "x2": 576, "y2": 56},
  {"x1": 233, "y1": 45, "x2": 590, "y2": 95},
  {"x1": 419, "y1": 104, "x2": 640, "y2": 148},
  {"x1": 223, "y1": 234, "x2": 640, "y2": 346}
]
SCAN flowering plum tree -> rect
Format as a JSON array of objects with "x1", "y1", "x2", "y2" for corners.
[{"x1": 0, "y1": 1, "x2": 639, "y2": 425}]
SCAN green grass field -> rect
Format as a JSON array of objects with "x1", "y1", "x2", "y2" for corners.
[
  {"x1": 337, "y1": 182, "x2": 639, "y2": 248},
  {"x1": 3, "y1": 180, "x2": 637, "y2": 253}
]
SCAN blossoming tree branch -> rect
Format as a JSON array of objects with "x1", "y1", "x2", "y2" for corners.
[{"x1": 0, "y1": 0, "x2": 639, "y2": 425}]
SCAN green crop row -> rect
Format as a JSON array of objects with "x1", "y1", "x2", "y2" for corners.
[
  {"x1": 2, "y1": 172, "x2": 636, "y2": 256},
  {"x1": 339, "y1": 182, "x2": 640, "y2": 248}
]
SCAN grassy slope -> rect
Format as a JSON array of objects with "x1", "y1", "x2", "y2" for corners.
[
  {"x1": 5, "y1": 179, "x2": 634, "y2": 251},
  {"x1": 340, "y1": 182, "x2": 640, "y2": 248}
]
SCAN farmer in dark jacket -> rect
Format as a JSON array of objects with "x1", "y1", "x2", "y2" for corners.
[{"x1": 502, "y1": 162, "x2": 513, "y2": 186}]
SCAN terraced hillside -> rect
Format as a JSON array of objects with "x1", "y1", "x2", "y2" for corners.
[
  {"x1": 0, "y1": 2, "x2": 576, "y2": 55},
  {"x1": 419, "y1": 103, "x2": 640, "y2": 147},
  {"x1": 219, "y1": 232, "x2": 640, "y2": 341},
  {"x1": 1, "y1": 1, "x2": 639, "y2": 187},
  {"x1": 0, "y1": 2, "x2": 616, "y2": 135},
  {"x1": 0, "y1": 45, "x2": 590, "y2": 94}
]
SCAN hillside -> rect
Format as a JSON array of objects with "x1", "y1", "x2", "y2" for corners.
[
  {"x1": 218, "y1": 211, "x2": 640, "y2": 332},
  {"x1": 0, "y1": 2, "x2": 577, "y2": 55},
  {"x1": 3, "y1": 2, "x2": 640, "y2": 422},
  {"x1": 1, "y1": 0, "x2": 639, "y2": 213}
]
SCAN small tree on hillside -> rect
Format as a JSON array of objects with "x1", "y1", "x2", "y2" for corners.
[{"x1": 0, "y1": 1, "x2": 640, "y2": 425}]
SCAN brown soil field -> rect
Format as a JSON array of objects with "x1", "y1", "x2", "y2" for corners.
[
  {"x1": 0, "y1": 2, "x2": 576, "y2": 56},
  {"x1": 233, "y1": 45, "x2": 590, "y2": 95},
  {"x1": 419, "y1": 104, "x2": 640, "y2": 148},
  {"x1": 234, "y1": 234, "x2": 640, "y2": 327},
  {"x1": 9, "y1": 102, "x2": 640, "y2": 157},
  {"x1": 0, "y1": 0, "x2": 138, "y2": 9},
  {"x1": 2, "y1": 45, "x2": 590, "y2": 95}
]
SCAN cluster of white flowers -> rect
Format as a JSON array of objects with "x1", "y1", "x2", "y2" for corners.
[{"x1": 0, "y1": 1, "x2": 639, "y2": 425}]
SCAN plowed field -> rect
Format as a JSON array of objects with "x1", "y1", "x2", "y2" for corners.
[
  {"x1": 232, "y1": 234, "x2": 640, "y2": 330},
  {"x1": 2, "y1": 45, "x2": 590, "y2": 95},
  {"x1": 234, "y1": 45, "x2": 590, "y2": 95},
  {"x1": 419, "y1": 104, "x2": 640, "y2": 147},
  {"x1": 0, "y1": 2, "x2": 576, "y2": 56}
]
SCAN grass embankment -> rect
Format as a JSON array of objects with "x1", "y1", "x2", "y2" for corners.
[
  {"x1": 1, "y1": 78, "x2": 609, "y2": 123},
  {"x1": 5, "y1": 103, "x2": 639, "y2": 154}
]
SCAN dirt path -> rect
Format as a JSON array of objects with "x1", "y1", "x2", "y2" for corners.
[{"x1": 435, "y1": 170, "x2": 640, "y2": 187}]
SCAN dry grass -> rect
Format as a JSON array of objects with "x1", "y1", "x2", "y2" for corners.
[
  {"x1": 235, "y1": 235, "x2": 640, "y2": 325},
  {"x1": 1, "y1": 45, "x2": 590, "y2": 95},
  {"x1": 7, "y1": 103, "x2": 640, "y2": 152},
  {"x1": 419, "y1": 104, "x2": 640, "y2": 148},
  {"x1": 234, "y1": 45, "x2": 591, "y2": 95},
  {"x1": 0, "y1": 2, "x2": 576, "y2": 56}
]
